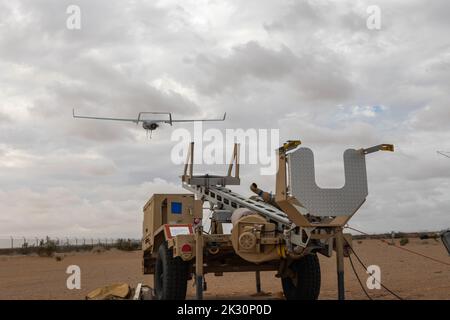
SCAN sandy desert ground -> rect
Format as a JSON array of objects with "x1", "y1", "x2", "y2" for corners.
[{"x1": 0, "y1": 239, "x2": 449, "y2": 300}]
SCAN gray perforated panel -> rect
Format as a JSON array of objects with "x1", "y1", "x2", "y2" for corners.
[{"x1": 288, "y1": 148, "x2": 368, "y2": 217}]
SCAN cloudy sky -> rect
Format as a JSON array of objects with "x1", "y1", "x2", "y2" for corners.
[{"x1": 0, "y1": 0, "x2": 449, "y2": 239}]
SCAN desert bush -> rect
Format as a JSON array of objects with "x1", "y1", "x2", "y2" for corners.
[
  {"x1": 400, "y1": 238, "x2": 409, "y2": 246},
  {"x1": 77, "y1": 244, "x2": 93, "y2": 252},
  {"x1": 115, "y1": 239, "x2": 140, "y2": 251},
  {"x1": 37, "y1": 237, "x2": 58, "y2": 257},
  {"x1": 54, "y1": 253, "x2": 64, "y2": 261},
  {"x1": 20, "y1": 242, "x2": 30, "y2": 255},
  {"x1": 91, "y1": 245, "x2": 106, "y2": 254}
]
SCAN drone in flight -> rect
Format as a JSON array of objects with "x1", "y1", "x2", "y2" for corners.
[{"x1": 73, "y1": 109, "x2": 226, "y2": 138}]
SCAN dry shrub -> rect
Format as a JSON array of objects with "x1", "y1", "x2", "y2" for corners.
[
  {"x1": 37, "y1": 238, "x2": 58, "y2": 257},
  {"x1": 54, "y1": 254, "x2": 64, "y2": 261},
  {"x1": 91, "y1": 246, "x2": 106, "y2": 254}
]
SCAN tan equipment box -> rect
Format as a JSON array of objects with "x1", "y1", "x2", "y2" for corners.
[{"x1": 142, "y1": 194, "x2": 202, "y2": 253}]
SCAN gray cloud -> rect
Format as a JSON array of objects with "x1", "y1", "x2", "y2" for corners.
[
  {"x1": 0, "y1": 110, "x2": 10, "y2": 123},
  {"x1": 191, "y1": 41, "x2": 353, "y2": 101},
  {"x1": 0, "y1": 0, "x2": 449, "y2": 237}
]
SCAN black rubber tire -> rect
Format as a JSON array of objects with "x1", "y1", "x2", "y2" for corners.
[
  {"x1": 281, "y1": 254, "x2": 321, "y2": 300},
  {"x1": 154, "y1": 242, "x2": 189, "y2": 300}
]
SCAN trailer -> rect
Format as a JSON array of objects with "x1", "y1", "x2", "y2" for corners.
[{"x1": 142, "y1": 140, "x2": 393, "y2": 300}]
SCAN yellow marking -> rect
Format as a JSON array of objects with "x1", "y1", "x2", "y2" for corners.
[
  {"x1": 381, "y1": 144, "x2": 394, "y2": 152},
  {"x1": 280, "y1": 140, "x2": 301, "y2": 152}
]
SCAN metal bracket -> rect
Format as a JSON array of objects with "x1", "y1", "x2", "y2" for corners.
[
  {"x1": 182, "y1": 142, "x2": 240, "y2": 186},
  {"x1": 288, "y1": 147, "x2": 369, "y2": 217},
  {"x1": 362, "y1": 144, "x2": 394, "y2": 155}
]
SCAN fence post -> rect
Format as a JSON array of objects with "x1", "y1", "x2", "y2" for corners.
[{"x1": 10, "y1": 236, "x2": 13, "y2": 249}]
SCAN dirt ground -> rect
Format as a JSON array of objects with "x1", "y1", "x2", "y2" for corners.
[{"x1": 0, "y1": 239, "x2": 449, "y2": 300}]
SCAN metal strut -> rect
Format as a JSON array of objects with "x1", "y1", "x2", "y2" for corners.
[
  {"x1": 180, "y1": 141, "x2": 394, "y2": 301},
  {"x1": 183, "y1": 184, "x2": 292, "y2": 229}
]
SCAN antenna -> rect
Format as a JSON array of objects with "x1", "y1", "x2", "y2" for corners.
[{"x1": 437, "y1": 151, "x2": 450, "y2": 159}]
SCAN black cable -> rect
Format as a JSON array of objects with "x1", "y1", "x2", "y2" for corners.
[
  {"x1": 346, "y1": 225, "x2": 450, "y2": 267},
  {"x1": 348, "y1": 254, "x2": 373, "y2": 300},
  {"x1": 347, "y1": 242, "x2": 404, "y2": 300}
]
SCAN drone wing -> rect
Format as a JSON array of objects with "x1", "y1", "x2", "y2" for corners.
[
  {"x1": 73, "y1": 109, "x2": 138, "y2": 123},
  {"x1": 166, "y1": 112, "x2": 227, "y2": 124},
  {"x1": 73, "y1": 109, "x2": 227, "y2": 126}
]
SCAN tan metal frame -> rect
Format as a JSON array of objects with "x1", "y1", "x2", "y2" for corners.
[
  {"x1": 145, "y1": 140, "x2": 393, "y2": 300},
  {"x1": 182, "y1": 142, "x2": 240, "y2": 186},
  {"x1": 275, "y1": 142, "x2": 393, "y2": 228}
]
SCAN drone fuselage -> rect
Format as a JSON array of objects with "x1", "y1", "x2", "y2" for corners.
[{"x1": 142, "y1": 121, "x2": 159, "y2": 131}]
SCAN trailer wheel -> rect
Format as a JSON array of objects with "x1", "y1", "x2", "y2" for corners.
[
  {"x1": 281, "y1": 254, "x2": 321, "y2": 300},
  {"x1": 154, "y1": 242, "x2": 189, "y2": 300}
]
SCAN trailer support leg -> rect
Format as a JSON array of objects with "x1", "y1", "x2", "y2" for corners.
[
  {"x1": 335, "y1": 228, "x2": 345, "y2": 300},
  {"x1": 255, "y1": 271, "x2": 261, "y2": 293},
  {"x1": 196, "y1": 275, "x2": 203, "y2": 300},
  {"x1": 195, "y1": 226, "x2": 204, "y2": 300}
]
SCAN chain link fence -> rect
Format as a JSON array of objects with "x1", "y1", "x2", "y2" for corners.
[{"x1": 0, "y1": 237, "x2": 141, "y2": 252}]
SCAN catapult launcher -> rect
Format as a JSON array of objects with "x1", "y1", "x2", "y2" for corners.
[{"x1": 142, "y1": 140, "x2": 394, "y2": 300}]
